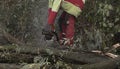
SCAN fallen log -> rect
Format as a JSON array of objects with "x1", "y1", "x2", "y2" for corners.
[
  {"x1": 20, "y1": 56, "x2": 120, "y2": 69},
  {"x1": 0, "y1": 52, "x2": 34, "y2": 63},
  {"x1": 0, "y1": 63, "x2": 21, "y2": 69},
  {"x1": 12, "y1": 47, "x2": 120, "y2": 69},
  {"x1": 72, "y1": 56, "x2": 120, "y2": 69},
  {"x1": 0, "y1": 45, "x2": 116, "y2": 63},
  {"x1": 0, "y1": 45, "x2": 120, "y2": 69}
]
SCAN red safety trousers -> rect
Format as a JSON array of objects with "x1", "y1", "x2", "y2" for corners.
[{"x1": 59, "y1": 12, "x2": 75, "y2": 46}]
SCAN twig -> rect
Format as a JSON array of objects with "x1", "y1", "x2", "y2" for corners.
[
  {"x1": 106, "y1": 43, "x2": 120, "y2": 53},
  {"x1": 92, "y1": 43, "x2": 120, "y2": 58}
]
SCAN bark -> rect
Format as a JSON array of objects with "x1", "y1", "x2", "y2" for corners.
[
  {"x1": 0, "y1": 45, "x2": 109, "y2": 62},
  {"x1": 0, "y1": 52, "x2": 34, "y2": 63},
  {"x1": 0, "y1": 45, "x2": 120, "y2": 69},
  {"x1": 0, "y1": 63, "x2": 20, "y2": 69},
  {"x1": 0, "y1": 45, "x2": 118, "y2": 63},
  {"x1": 72, "y1": 56, "x2": 120, "y2": 69}
]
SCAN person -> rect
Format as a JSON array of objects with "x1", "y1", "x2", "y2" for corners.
[{"x1": 42, "y1": 0, "x2": 86, "y2": 46}]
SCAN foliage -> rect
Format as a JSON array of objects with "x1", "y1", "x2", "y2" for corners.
[
  {"x1": 75, "y1": 0, "x2": 120, "y2": 51},
  {"x1": 0, "y1": 0, "x2": 34, "y2": 44}
]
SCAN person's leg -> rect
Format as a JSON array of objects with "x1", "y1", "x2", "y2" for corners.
[
  {"x1": 58, "y1": 12, "x2": 67, "y2": 40},
  {"x1": 58, "y1": 12, "x2": 75, "y2": 46},
  {"x1": 65, "y1": 15, "x2": 75, "y2": 45}
]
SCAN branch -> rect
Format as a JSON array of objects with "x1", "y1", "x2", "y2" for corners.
[{"x1": 0, "y1": 23, "x2": 25, "y2": 46}]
